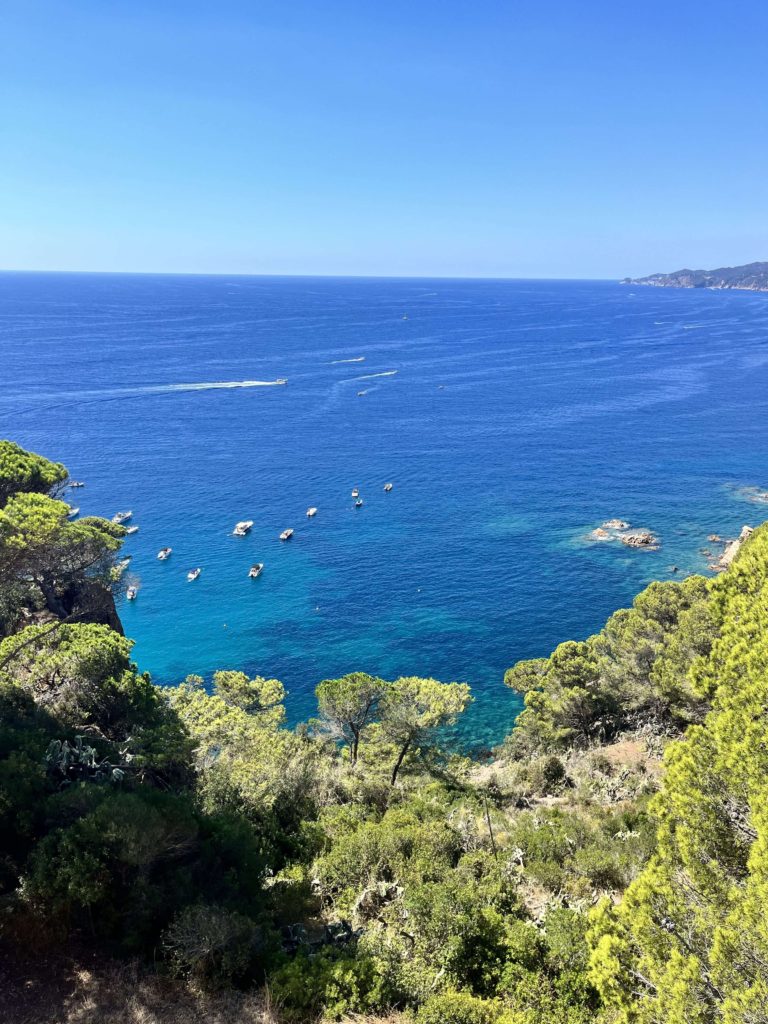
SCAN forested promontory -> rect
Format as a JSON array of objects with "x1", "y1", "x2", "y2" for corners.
[
  {"x1": 623, "y1": 260, "x2": 768, "y2": 291},
  {"x1": 1, "y1": 438, "x2": 766, "y2": 1024}
]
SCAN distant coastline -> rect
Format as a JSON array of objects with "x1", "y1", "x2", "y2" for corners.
[{"x1": 622, "y1": 260, "x2": 768, "y2": 293}]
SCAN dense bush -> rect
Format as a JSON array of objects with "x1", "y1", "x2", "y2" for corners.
[{"x1": 415, "y1": 990, "x2": 499, "y2": 1024}]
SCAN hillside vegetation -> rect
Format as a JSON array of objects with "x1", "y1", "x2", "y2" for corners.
[{"x1": 0, "y1": 439, "x2": 766, "y2": 1023}]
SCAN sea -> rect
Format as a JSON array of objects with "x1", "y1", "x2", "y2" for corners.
[{"x1": 2, "y1": 272, "x2": 767, "y2": 750}]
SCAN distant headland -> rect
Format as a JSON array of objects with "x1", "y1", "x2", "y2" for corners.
[{"x1": 622, "y1": 260, "x2": 768, "y2": 292}]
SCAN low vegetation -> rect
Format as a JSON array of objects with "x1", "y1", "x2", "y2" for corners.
[{"x1": 0, "y1": 440, "x2": 765, "y2": 1023}]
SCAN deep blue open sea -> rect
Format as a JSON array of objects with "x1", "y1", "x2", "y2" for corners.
[{"x1": 2, "y1": 272, "x2": 767, "y2": 749}]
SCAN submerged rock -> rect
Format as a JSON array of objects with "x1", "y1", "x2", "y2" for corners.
[{"x1": 589, "y1": 528, "x2": 612, "y2": 541}]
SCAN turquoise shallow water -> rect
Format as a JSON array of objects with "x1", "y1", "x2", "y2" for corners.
[{"x1": 2, "y1": 273, "x2": 767, "y2": 749}]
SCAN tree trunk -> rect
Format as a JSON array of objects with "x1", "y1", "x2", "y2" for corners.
[
  {"x1": 390, "y1": 737, "x2": 412, "y2": 786},
  {"x1": 37, "y1": 576, "x2": 68, "y2": 619},
  {"x1": 351, "y1": 728, "x2": 359, "y2": 766}
]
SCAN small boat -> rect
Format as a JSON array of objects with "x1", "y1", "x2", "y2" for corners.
[
  {"x1": 157, "y1": 547, "x2": 172, "y2": 560},
  {"x1": 112, "y1": 511, "x2": 133, "y2": 524},
  {"x1": 233, "y1": 520, "x2": 254, "y2": 536},
  {"x1": 126, "y1": 585, "x2": 138, "y2": 600},
  {"x1": 124, "y1": 525, "x2": 139, "y2": 535},
  {"x1": 306, "y1": 507, "x2": 318, "y2": 517},
  {"x1": 279, "y1": 529, "x2": 294, "y2": 541},
  {"x1": 355, "y1": 498, "x2": 363, "y2": 508},
  {"x1": 275, "y1": 378, "x2": 288, "y2": 385},
  {"x1": 67, "y1": 506, "x2": 80, "y2": 518},
  {"x1": 187, "y1": 568, "x2": 201, "y2": 581},
  {"x1": 69, "y1": 480, "x2": 85, "y2": 488},
  {"x1": 357, "y1": 390, "x2": 367, "y2": 396},
  {"x1": 248, "y1": 563, "x2": 264, "y2": 578},
  {"x1": 383, "y1": 482, "x2": 393, "y2": 492},
  {"x1": 351, "y1": 488, "x2": 359, "y2": 498}
]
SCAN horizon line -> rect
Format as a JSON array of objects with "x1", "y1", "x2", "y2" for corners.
[{"x1": 0, "y1": 267, "x2": 620, "y2": 283}]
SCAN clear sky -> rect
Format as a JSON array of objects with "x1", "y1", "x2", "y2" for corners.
[{"x1": 2, "y1": 1, "x2": 767, "y2": 278}]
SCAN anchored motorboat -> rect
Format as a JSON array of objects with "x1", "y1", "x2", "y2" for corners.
[
  {"x1": 157, "y1": 547, "x2": 172, "y2": 560},
  {"x1": 306, "y1": 507, "x2": 318, "y2": 517},
  {"x1": 112, "y1": 511, "x2": 133, "y2": 524},
  {"x1": 248, "y1": 563, "x2": 264, "y2": 578},
  {"x1": 69, "y1": 480, "x2": 85, "y2": 488},
  {"x1": 383, "y1": 482, "x2": 393, "y2": 492},
  {"x1": 126, "y1": 585, "x2": 138, "y2": 600},
  {"x1": 187, "y1": 568, "x2": 201, "y2": 581},
  {"x1": 351, "y1": 488, "x2": 359, "y2": 498},
  {"x1": 233, "y1": 520, "x2": 254, "y2": 536},
  {"x1": 124, "y1": 525, "x2": 139, "y2": 535},
  {"x1": 67, "y1": 506, "x2": 80, "y2": 518},
  {"x1": 279, "y1": 529, "x2": 294, "y2": 541},
  {"x1": 355, "y1": 498, "x2": 363, "y2": 508}
]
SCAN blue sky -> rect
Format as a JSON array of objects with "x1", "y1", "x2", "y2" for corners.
[{"x1": 2, "y1": 1, "x2": 767, "y2": 277}]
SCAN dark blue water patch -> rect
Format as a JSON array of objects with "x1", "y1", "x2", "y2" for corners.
[{"x1": 2, "y1": 272, "x2": 767, "y2": 750}]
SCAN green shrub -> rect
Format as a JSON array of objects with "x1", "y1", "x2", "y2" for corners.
[
  {"x1": 270, "y1": 948, "x2": 387, "y2": 1021},
  {"x1": 416, "y1": 990, "x2": 499, "y2": 1024}
]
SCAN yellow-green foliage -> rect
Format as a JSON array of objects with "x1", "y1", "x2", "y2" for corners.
[
  {"x1": 0, "y1": 439, "x2": 67, "y2": 508},
  {"x1": 589, "y1": 524, "x2": 768, "y2": 1024}
]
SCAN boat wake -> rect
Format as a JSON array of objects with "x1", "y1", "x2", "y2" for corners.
[
  {"x1": 330, "y1": 356, "x2": 366, "y2": 364},
  {"x1": 351, "y1": 370, "x2": 398, "y2": 381},
  {"x1": 159, "y1": 380, "x2": 287, "y2": 392}
]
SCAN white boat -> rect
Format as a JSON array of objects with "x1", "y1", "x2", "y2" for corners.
[
  {"x1": 357, "y1": 390, "x2": 367, "y2": 396},
  {"x1": 124, "y1": 525, "x2": 139, "y2": 535},
  {"x1": 248, "y1": 563, "x2": 264, "y2": 578},
  {"x1": 279, "y1": 529, "x2": 294, "y2": 541},
  {"x1": 383, "y1": 482, "x2": 393, "y2": 492},
  {"x1": 233, "y1": 520, "x2": 254, "y2": 536},
  {"x1": 355, "y1": 498, "x2": 363, "y2": 508},
  {"x1": 67, "y1": 506, "x2": 80, "y2": 518},
  {"x1": 157, "y1": 547, "x2": 172, "y2": 560},
  {"x1": 69, "y1": 480, "x2": 85, "y2": 488},
  {"x1": 126, "y1": 585, "x2": 138, "y2": 600},
  {"x1": 351, "y1": 488, "x2": 359, "y2": 498},
  {"x1": 112, "y1": 511, "x2": 133, "y2": 524},
  {"x1": 187, "y1": 568, "x2": 201, "y2": 581},
  {"x1": 306, "y1": 507, "x2": 318, "y2": 517}
]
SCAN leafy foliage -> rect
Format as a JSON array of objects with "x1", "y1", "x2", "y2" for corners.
[
  {"x1": 504, "y1": 575, "x2": 714, "y2": 756},
  {"x1": 0, "y1": 487, "x2": 124, "y2": 635},
  {"x1": 588, "y1": 524, "x2": 768, "y2": 1024},
  {"x1": 0, "y1": 439, "x2": 67, "y2": 508}
]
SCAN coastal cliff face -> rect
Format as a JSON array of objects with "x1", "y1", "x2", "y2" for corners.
[{"x1": 623, "y1": 260, "x2": 768, "y2": 292}]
